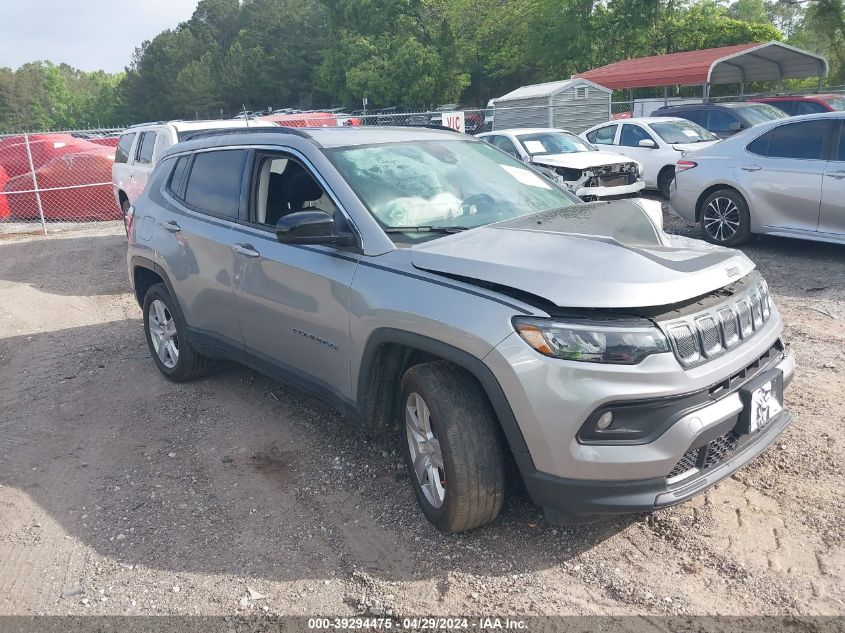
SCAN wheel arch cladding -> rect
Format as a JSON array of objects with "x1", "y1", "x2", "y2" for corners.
[
  {"x1": 356, "y1": 328, "x2": 532, "y2": 459},
  {"x1": 130, "y1": 257, "x2": 186, "y2": 327},
  {"x1": 133, "y1": 266, "x2": 163, "y2": 307}
]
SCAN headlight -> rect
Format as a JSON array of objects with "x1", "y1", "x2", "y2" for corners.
[{"x1": 513, "y1": 317, "x2": 670, "y2": 364}]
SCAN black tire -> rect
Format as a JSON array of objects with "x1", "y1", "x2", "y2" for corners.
[
  {"x1": 699, "y1": 188, "x2": 751, "y2": 247},
  {"x1": 658, "y1": 167, "x2": 675, "y2": 200},
  {"x1": 142, "y1": 283, "x2": 212, "y2": 382},
  {"x1": 399, "y1": 361, "x2": 505, "y2": 533},
  {"x1": 120, "y1": 199, "x2": 131, "y2": 236}
]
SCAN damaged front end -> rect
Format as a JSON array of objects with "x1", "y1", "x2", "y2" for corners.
[{"x1": 536, "y1": 161, "x2": 644, "y2": 201}]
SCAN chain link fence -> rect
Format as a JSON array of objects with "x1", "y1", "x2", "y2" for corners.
[
  {"x1": 3, "y1": 86, "x2": 843, "y2": 237},
  {"x1": 0, "y1": 128, "x2": 123, "y2": 236}
]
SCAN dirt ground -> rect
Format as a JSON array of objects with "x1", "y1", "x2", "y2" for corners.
[{"x1": 0, "y1": 208, "x2": 843, "y2": 622}]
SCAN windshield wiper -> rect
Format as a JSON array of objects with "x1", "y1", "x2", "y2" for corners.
[{"x1": 383, "y1": 225, "x2": 469, "y2": 234}]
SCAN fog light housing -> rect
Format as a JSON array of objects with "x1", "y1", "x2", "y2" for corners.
[{"x1": 596, "y1": 411, "x2": 614, "y2": 430}]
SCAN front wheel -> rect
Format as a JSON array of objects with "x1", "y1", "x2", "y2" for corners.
[
  {"x1": 399, "y1": 361, "x2": 505, "y2": 533},
  {"x1": 700, "y1": 189, "x2": 751, "y2": 246}
]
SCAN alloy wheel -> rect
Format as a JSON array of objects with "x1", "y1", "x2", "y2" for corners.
[
  {"x1": 703, "y1": 196, "x2": 740, "y2": 242},
  {"x1": 148, "y1": 299, "x2": 179, "y2": 369},
  {"x1": 405, "y1": 392, "x2": 446, "y2": 508}
]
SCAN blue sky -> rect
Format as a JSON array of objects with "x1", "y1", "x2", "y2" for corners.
[{"x1": 2, "y1": 0, "x2": 199, "y2": 73}]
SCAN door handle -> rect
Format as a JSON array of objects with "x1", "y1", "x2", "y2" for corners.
[
  {"x1": 740, "y1": 165, "x2": 761, "y2": 172},
  {"x1": 232, "y1": 243, "x2": 260, "y2": 258},
  {"x1": 825, "y1": 170, "x2": 845, "y2": 179},
  {"x1": 159, "y1": 220, "x2": 180, "y2": 232}
]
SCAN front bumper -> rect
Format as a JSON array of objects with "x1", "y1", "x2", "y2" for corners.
[
  {"x1": 521, "y1": 408, "x2": 792, "y2": 525},
  {"x1": 485, "y1": 310, "x2": 789, "y2": 481},
  {"x1": 488, "y1": 323, "x2": 794, "y2": 522},
  {"x1": 574, "y1": 180, "x2": 644, "y2": 200}
]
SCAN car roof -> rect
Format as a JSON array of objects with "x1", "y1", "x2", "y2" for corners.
[
  {"x1": 751, "y1": 94, "x2": 842, "y2": 102},
  {"x1": 612, "y1": 117, "x2": 689, "y2": 125},
  {"x1": 167, "y1": 125, "x2": 471, "y2": 155},
  {"x1": 478, "y1": 128, "x2": 572, "y2": 136},
  {"x1": 654, "y1": 103, "x2": 710, "y2": 110},
  {"x1": 126, "y1": 119, "x2": 276, "y2": 132}
]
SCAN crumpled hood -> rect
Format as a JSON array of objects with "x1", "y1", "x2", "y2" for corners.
[
  {"x1": 671, "y1": 140, "x2": 719, "y2": 153},
  {"x1": 530, "y1": 151, "x2": 636, "y2": 170},
  {"x1": 410, "y1": 200, "x2": 755, "y2": 309}
]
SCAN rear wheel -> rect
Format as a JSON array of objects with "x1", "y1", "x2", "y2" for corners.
[
  {"x1": 120, "y1": 199, "x2": 131, "y2": 236},
  {"x1": 142, "y1": 283, "x2": 212, "y2": 382},
  {"x1": 399, "y1": 361, "x2": 505, "y2": 533},
  {"x1": 658, "y1": 167, "x2": 675, "y2": 199},
  {"x1": 700, "y1": 188, "x2": 751, "y2": 246}
]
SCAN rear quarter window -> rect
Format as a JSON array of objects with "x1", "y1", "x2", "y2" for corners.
[{"x1": 167, "y1": 155, "x2": 192, "y2": 198}]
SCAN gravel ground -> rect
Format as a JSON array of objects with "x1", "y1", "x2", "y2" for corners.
[{"x1": 0, "y1": 207, "x2": 843, "y2": 621}]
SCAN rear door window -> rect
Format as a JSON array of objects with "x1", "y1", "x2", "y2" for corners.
[
  {"x1": 706, "y1": 110, "x2": 739, "y2": 133},
  {"x1": 183, "y1": 149, "x2": 248, "y2": 218},
  {"x1": 794, "y1": 101, "x2": 827, "y2": 115},
  {"x1": 771, "y1": 101, "x2": 796, "y2": 115},
  {"x1": 677, "y1": 109, "x2": 704, "y2": 125},
  {"x1": 766, "y1": 120, "x2": 830, "y2": 160},
  {"x1": 746, "y1": 130, "x2": 772, "y2": 156},
  {"x1": 115, "y1": 133, "x2": 136, "y2": 164},
  {"x1": 135, "y1": 132, "x2": 157, "y2": 165}
]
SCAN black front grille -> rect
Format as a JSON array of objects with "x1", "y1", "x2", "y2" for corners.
[
  {"x1": 598, "y1": 174, "x2": 633, "y2": 187},
  {"x1": 668, "y1": 430, "x2": 739, "y2": 481}
]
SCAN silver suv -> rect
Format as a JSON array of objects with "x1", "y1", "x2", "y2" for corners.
[{"x1": 127, "y1": 126, "x2": 795, "y2": 532}]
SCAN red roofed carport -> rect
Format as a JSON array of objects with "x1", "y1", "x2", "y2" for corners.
[{"x1": 574, "y1": 41, "x2": 828, "y2": 99}]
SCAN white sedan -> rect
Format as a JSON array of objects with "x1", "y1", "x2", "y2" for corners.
[
  {"x1": 581, "y1": 117, "x2": 719, "y2": 198},
  {"x1": 476, "y1": 128, "x2": 644, "y2": 201}
]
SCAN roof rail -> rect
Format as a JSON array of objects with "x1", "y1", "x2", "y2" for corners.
[
  {"x1": 180, "y1": 126, "x2": 314, "y2": 142},
  {"x1": 400, "y1": 123, "x2": 466, "y2": 133},
  {"x1": 126, "y1": 120, "x2": 168, "y2": 129}
]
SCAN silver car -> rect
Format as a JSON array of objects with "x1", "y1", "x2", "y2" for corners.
[
  {"x1": 127, "y1": 126, "x2": 794, "y2": 532},
  {"x1": 670, "y1": 112, "x2": 845, "y2": 246}
]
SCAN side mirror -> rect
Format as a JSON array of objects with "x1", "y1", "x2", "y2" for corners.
[
  {"x1": 638, "y1": 139, "x2": 657, "y2": 148},
  {"x1": 728, "y1": 121, "x2": 743, "y2": 132},
  {"x1": 276, "y1": 211, "x2": 354, "y2": 246}
]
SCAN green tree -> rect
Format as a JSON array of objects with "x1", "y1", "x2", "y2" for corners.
[
  {"x1": 317, "y1": 0, "x2": 469, "y2": 107},
  {"x1": 789, "y1": 0, "x2": 845, "y2": 82}
]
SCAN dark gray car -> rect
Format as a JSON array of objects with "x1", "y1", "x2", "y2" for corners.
[
  {"x1": 653, "y1": 102, "x2": 787, "y2": 138},
  {"x1": 126, "y1": 126, "x2": 794, "y2": 532}
]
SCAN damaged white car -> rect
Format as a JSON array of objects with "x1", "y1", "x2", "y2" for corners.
[{"x1": 477, "y1": 128, "x2": 644, "y2": 201}]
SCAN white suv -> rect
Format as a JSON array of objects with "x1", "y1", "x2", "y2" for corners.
[{"x1": 112, "y1": 120, "x2": 274, "y2": 224}]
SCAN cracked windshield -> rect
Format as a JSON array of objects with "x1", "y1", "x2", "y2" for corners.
[{"x1": 327, "y1": 139, "x2": 574, "y2": 237}]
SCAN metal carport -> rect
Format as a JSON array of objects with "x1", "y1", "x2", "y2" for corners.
[{"x1": 574, "y1": 41, "x2": 828, "y2": 98}]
